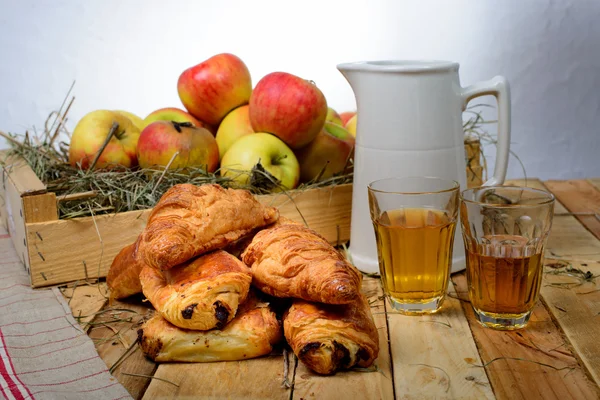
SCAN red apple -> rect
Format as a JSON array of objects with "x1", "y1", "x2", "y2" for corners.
[
  {"x1": 249, "y1": 72, "x2": 327, "y2": 149},
  {"x1": 340, "y1": 111, "x2": 356, "y2": 126},
  {"x1": 69, "y1": 110, "x2": 141, "y2": 169},
  {"x1": 326, "y1": 107, "x2": 343, "y2": 126},
  {"x1": 295, "y1": 122, "x2": 355, "y2": 182},
  {"x1": 143, "y1": 107, "x2": 208, "y2": 131},
  {"x1": 221, "y1": 133, "x2": 300, "y2": 191},
  {"x1": 178, "y1": 53, "x2": 252, "y2": 126},
  {"x1": 215, "y1": 105, "x2": 254, "y2": 160},
  {"x1": 137, "y1": 121, "x2": 219, "y2": 172}
]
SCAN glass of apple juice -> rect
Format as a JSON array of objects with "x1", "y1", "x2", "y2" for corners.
[
  {"x1": 368, "y1": 177, "x2": 460, "y2": 315},
  {"x1": 460, "y1": 186, "x2": 555, "y2": 330}
]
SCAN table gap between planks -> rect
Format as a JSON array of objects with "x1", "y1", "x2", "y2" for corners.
[{"x1": 64, "y1": 178, "x2": 600, "y2": 400}]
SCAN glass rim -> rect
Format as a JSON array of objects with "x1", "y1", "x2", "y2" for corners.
[
  {"x1": 460, "y1": 185, "x2": 556, "y2": 207},
  {"x1": 367, "y1": 176, "x2": 460, "y2": 195}
]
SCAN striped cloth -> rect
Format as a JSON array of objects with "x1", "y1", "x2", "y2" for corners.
[{"x1": 0, "y1": 225, "x2": 131, "y2": 400}]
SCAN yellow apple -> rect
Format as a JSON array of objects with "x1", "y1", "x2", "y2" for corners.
[
  {"x1": 326, "y1": 107, "x2": 343, "y2": 126},
  {"x1": 215, "y1": 105, "x2": 254, "y2": 160},
  {"x1": 345, "y1": 114, "x2": 357, "y2": 137},
  {"x1": 221, "y1": 133, "x2": 300, "y2": 191},
  {"x1": 115, "y1": 110, "x2": 145, "y2": 131},
  {"x1": 69, "y1": 110, "x2": 141, "y2": 169},
  {"x1": 339, "y1": 111, "x2": 356, "y2": 126}
]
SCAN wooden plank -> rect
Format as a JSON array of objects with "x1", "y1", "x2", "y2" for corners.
[
  {"x1": 88, "y1": 297, "x2": 156, "y2": 400},
  {"x1": 144, "y1": 356, "x2": 288, "y2": 399},
  {"x1": 507, "y1": 179, "x2": 600, "y2": 262},
  {"x1": 1, "y1": 154, "x2": 47, "y2": 196},
  {"x1": 542, "y1": 259, "x2": 600, "y2": 387},
  {"x1": 26, "y1": 209, "x2": 150, "y2": 287},
  {"x1": 544, "y1": 180, "x2": 600, "y2": 240},
  {"x1": 22, "y1": 192, "x2": 58, "y2": 223},
  {"x1": 386, "y1": 281, "x2": 493, "y2": 399},
  {"x1": 453, "y1": 272, "x2": 600, "y2": 399},
  {"x1": 3, "y1": 165, "x2": 31, "y2": 276},
  {"x1": 588, "y1": 178, "x2": 600, "y2": 192},
  {"x1": 291, "y1": 277, "x2": 394, "y2": 400},
  {"x1": 62, "y1": 282, "x2": 109, "y2": 327},
  {"x1": 258, "y1": 183, "x2": 352, "y2": 245}
]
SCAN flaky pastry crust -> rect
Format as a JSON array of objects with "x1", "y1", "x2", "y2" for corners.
[
  {"x1": 107, "y1": 237, "x2": 144, "y2": 302},
  {"x1": 139, "y1": 184, "x2": 279, "y2": 270},
  {"x1": 140, "y1": 250, "x2": 252, "y2": 330},
  {"x1": 283, "y1": 294, "x2": 379, "y2": 375},
  {"x1": 241, "y1": 223, "x2": 362, "y2": 304}
]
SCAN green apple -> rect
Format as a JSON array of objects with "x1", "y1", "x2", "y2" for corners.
[
  {"x1": 115, "y1": 110, "x2": 145, "y2": 131},
  {"x1": 325, "y1": 107, "x2": 343, "y2": 126},
  {"x1": 215, "y1": 105, "x2": 254, "y2": 160},
  {"x1": 221, "y1": 133, "x2": 300, "y2": 191},
  {"x1": 69, "y1": 110, "x2": 141, "y2": 169},
  {"x1": 295, "y1": 122, "x2": 355, "y2": 182}
]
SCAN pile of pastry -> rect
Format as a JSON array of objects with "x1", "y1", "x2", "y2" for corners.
[{"x1": 107, "y1": 183, "x2": 379, "y2": 375}]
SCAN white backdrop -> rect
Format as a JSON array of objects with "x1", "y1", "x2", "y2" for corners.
[{"x1": 1, "y1": 0, "x2": 599, "y2": 179}]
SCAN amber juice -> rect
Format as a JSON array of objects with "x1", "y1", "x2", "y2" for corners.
[
  {"x1": 373, "y1": 208, "x2": 456, "y2": 309},
  {"x1": 466, "y1": 235, "x2": 544, "y2": 320}
]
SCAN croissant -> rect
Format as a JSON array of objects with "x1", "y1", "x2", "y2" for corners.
[
  {"x1": 107, "y1": 237, "x2": 144, "y2": 302},
  {"x1": 138, "y1": 292, "x2": 282, "y2": 362},
  {"x1": 241, "y1": 223, "x2": 362, "y2": 304},
  {"x1": 139, "y1": 183, "x2": 279, "y2": 270},
  {"x1": 283, "y1": 294, "x2": 379, "y2": 375},
  {"x1": 140, "y1": 250, "x2": 252, "y2": 330}
]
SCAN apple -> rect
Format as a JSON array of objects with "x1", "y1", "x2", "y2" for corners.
[
  {"x1": 339, "y1": 111, "x2": 356, "y2": 126},
  {"x1": 178, "y1": 53, "x2": 252, "y2": 126},
  {"x1": 221, "y1": 133, "x2": 300, "y2": 191},
  {"x1": 137, "y1": 121, "x2": 219, "y2": 172},
  {"x1": 115, "y1": 110, "x2": 145, "y2": 131},
  {"x1": 326, "y1": 107, "x2": 343, "y2": 126},
  {"x1": 143, "y1": 107, "x2": 208, "y2": 130},
  {"x1": 215, "y1": 105, "x2": 254, "y2": 160},
  {"x1": 249, "y1": 72, "x2": 327, "y2": 149},
  {"x1": 345, "y1": 114, "x2": 357, "y2": 137},
  {"x1": 295, "y1": 122, "x2": 355, "y2": 182},
  {"x1": 69, "y1": 110, "x2": 141, "y2": 169}
]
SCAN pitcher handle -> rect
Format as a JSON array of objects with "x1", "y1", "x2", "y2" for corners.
[{"x1": 461, "y1": 76, "x2": 511, "y2": 186}]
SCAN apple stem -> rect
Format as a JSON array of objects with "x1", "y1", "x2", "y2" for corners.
[
  {"x1": 88, "y1": 122, "x2": 119, "y2": 171},
  {"x1": 172, "y1": 121, "x2": 194, "y2": 133}
]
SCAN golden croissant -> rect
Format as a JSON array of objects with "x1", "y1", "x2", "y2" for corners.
[
  {"x1": 107, "y1": 237, "x2": 144, "y2": 302},
  {"x1": 283, "y1": 293, "x2": 379, "y2": 375},
  {"x1": 138, "y1": 293, "x2": 282, "y2": 362},
  {"x1": 140, "y1": 250, "x2": 252, "y2": 330},
  {"x1": 139, "y1": 183, "x2": 279, "y2": 270},
  {"x1": 241, "y1": 223, "x2": 362, "y2": 304}
]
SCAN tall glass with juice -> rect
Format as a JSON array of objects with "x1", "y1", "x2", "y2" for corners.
[
  {"x1": 368, "y1": 177, "x2": 459, "y2": 314},
  {"x1": 460, "y1": 186, "x2": 555, "y2": 330}
]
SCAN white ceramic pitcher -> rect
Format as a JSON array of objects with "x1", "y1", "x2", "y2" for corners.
[{"x1": 337, "y1": 60, "x2": 511, "y2": 274}]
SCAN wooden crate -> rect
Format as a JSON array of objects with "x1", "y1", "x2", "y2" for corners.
[{"x1": 0, "y1": 139, "x2": 482, "y2": 288}]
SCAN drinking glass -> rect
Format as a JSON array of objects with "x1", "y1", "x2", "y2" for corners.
[
  {"x1": 460, "y1": 186, "x2": 555, "y2": 330},
  {"x1": 368, "y1": 177, "x2": 459, "y2": 314}
]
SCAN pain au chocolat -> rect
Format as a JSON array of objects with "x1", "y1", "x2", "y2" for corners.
[
  {"x1": 241, "y1": 223, "x2": 362, "y2": 304},
  {"x1": 139, "y1": 184, "x2": 279, "y2": 271},
  {"x1": 140, "y1": 250, "x2": 252, "y2": 330},
  {"x1": 283, "y1": 293, "x2": 379, "y2": 375}
]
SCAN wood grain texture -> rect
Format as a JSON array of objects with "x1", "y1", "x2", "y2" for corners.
[
  {"x1": 587, "y1": 178, "x2": 600, "y2": 192},
  {"x1": 291, "y1": 277, "x2": 394, "y2": 400},
  {"x1": 388, "y1": 282, "x2": 493, "y2": 400},
  {"x1": 88, "y1": 297, "x2": 156, "y2": 400},
  {"x1": 62, "y1": 282, "x2": 108, "y2": 327},
  {"x1": 26, "y1": 209, "x2": 150, "y2": 287},
  {"x1": 143, "y1": 357, "x2": 289, "y2": 400},
  {"x1": 544, "y1": 180, "x2": 600, "y2": 240},
  {"x1": 542, "y1": 260, "x2": 600, "y2": 387},
  {"x1": 1, "y1": 154, "x2": 46, "y2": 196},
  {"x1": 22, "y1": 192, "x2": 57, "y2": 223},
  {"x1": 2, "y1": 166, "x2": 32, "y2": 275},
  {"x1": 453, "y1": 272, "x2": 600, "y2": 400}
]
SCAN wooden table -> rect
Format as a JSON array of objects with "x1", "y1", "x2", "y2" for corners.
[{"x1": 66, "y1": 178, "x2": 600, "y2": 399}]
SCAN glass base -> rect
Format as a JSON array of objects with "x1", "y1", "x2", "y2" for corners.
[
  {"x1": 387, "y1": 295, "x2": 445, "y2": 315},
  {"x1": 473, "y1": 308, "x2": 532, "y2": 330}
]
